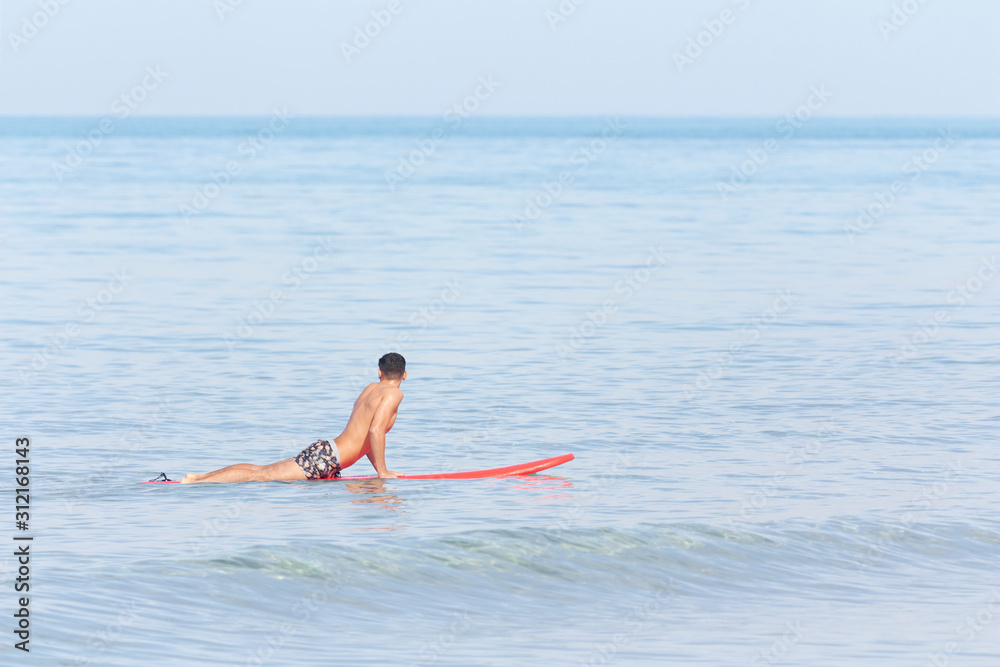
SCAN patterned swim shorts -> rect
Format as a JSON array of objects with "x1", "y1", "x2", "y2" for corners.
[{"x1": 294, "y1": 439, "x2": 342, "y2": 480}]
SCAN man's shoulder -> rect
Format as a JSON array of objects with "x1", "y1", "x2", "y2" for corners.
[
  {"x1": 372, "y1": 383, "x2": 403, "y2": 398},
  {"x1": 383, "y1": 386, "x2": 404, "y2": 405}
]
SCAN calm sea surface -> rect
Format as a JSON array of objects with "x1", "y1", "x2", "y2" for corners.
[{"x1": 1, "y1": 117, "x2": 998, "y2": 665}]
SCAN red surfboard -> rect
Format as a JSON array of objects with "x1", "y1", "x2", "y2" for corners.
[{"x1": 142, "y1": 453, "x2": 574, "y2": 484}]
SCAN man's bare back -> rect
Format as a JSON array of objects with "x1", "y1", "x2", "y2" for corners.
[
  {"x1": 332, "y1": 375, "x2": 405, "y2": 477},
  {"x1": 179, "y1": 354, "x2": 407, "y2": 483}
]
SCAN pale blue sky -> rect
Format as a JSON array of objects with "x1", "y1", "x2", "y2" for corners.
[{"x1": 1, "y1": 0, "x2": 997, "y2": 116}]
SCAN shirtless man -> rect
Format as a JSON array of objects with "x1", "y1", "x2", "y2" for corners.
[{"x1": 179, "y1": 353, "x2": 406, "y2": 483}]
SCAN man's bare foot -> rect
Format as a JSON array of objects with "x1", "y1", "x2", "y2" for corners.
[{"x1": 179, "y1": 473, "x2": 200, "y2": 484}]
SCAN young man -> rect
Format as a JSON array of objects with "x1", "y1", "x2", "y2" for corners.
[{"x1": 179, "y1": 353, "x2": 406, "y2": 483}]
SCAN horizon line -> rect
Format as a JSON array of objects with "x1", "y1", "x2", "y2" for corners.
[{"x1": 1, "y1": 113, "x2": 998, "y2": 119}]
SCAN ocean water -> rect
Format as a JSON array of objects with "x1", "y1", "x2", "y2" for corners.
[{"x1": 0, "y1": 116, "x2": 998, "y2": 666}]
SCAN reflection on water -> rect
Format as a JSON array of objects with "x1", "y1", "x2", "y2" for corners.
[
  {"x1": 344, "y1": 479, "x2": 405, "y2": 510},
  {"x1": 504, "y1": 475, "x2": 575, "y2": 502}
]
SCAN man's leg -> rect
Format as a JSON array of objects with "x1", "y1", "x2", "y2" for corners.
[
  {"x1": 180, "y1": 463, "x2": 261, "y2": 484},
  {"x1": 180, "y1": 458, "x2": 306, "y2": 484}
]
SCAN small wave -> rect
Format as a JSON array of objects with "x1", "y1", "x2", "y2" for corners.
[{"x1": 64, "y1": 519, "x2": 996, "y2": 604}]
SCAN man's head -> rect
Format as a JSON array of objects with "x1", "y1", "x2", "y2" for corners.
[{"x1": 378, "y1": 352, "x2": 406, "y2": 381}]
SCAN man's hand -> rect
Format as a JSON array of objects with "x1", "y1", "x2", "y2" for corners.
[{"x1": 379, "y1": 470, "x2": 402, "y2": 479}]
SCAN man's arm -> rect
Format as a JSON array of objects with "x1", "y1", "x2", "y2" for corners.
[
  {"x1": 368, "y1": 391, "x2": 403, "y2": 478},
  {"x1": 364, "y1": 409, "x2": 397, "y2": 468}
]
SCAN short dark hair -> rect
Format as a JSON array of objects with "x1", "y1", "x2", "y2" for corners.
[{"x1": 378, "y1": 352, "x2": 406, "y2": 378}]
